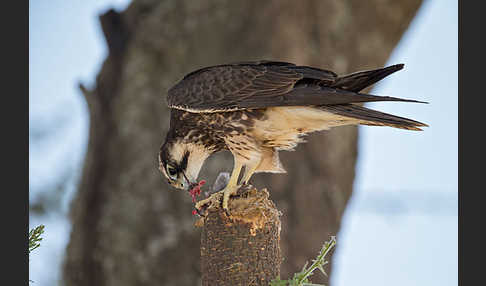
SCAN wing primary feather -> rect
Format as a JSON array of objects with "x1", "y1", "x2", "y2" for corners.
[
  {"x1": 331, "y1": 64, "x2": 404, "y2": 92},
  {"x1": 280, "y1": 86, "x2": 428, "y2": 106}
]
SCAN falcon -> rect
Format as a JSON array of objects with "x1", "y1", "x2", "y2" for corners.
[{"x1": 158, "y1": 60, "x2": 427, "y2": 214}]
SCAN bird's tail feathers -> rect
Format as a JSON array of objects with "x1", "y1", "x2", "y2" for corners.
[{"x1": 321, "y1": 104, "x2": 428, "y2": 131}]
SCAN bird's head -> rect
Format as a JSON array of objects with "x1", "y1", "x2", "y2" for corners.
[{"x1": 158, "y1": 139, "x2": 211, "y2": 192}]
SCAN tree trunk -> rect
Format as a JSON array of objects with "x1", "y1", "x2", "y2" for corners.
[
  {"x1": 62, "y1": 1, "x2": 423, "y2": 285},
  {"x1": 199, "y1": 186, "x2": 281, "y2": 286}
]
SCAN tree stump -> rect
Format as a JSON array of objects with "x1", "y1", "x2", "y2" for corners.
[{"x1": 197, "y1": 186, "x2": 282, "y2": 286}]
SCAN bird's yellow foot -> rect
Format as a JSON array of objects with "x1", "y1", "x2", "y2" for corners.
[
  {"x1": 221, "y1": 184, "x2": 239, "y2": 215},
  {"x1": 194, "y1": 185, "x2": 240, "y2": 216},
  {"x1": 194, "y1": 192, "x2": 223, "y2": 215}
]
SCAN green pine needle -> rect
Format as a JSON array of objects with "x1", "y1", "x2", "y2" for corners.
[
  {"x1": 270, "y1": 236, "x2": 336, "y2": 286},
  {"x1": 29, "y1": 225, "x2": 45, "y2": 254}
]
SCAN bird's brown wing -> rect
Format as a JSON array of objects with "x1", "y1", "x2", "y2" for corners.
[{"x1": 167, "y1": 61, "x2": 424, "y2": 113}]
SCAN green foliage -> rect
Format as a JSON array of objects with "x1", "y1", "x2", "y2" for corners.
[
  {"x1": 270, "y1": 236, "x2": 337, "y2": 286},
  {"x1": 29, "y1": 225, "x2": 45, "y2": 254}
]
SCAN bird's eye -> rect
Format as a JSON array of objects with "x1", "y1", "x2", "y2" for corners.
[{"x1": 166, "y1": 165, "x2": 178, "y2": 179}]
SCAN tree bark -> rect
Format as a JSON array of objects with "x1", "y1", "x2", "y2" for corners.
[
  {"x1": 199, "y1": 186, "x2": 281, "y2": 286},
  {"x1": 62, "y1": 1, "x2": 423, "y2": 285}
]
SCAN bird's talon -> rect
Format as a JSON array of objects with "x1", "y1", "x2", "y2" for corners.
[
  {"x1": 195, "y1": 197, "x2": 212, "y2": 212},
  {"x1": 194, "y1": 207, "x2": 206, "y2": 217},
  {"x1": 223, "y1": 208, "x2": 231, "y2": 217}
]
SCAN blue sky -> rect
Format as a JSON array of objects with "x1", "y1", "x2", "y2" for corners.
[{"x1": 29, "y1": 0, "x2": 457, "y2": 285}]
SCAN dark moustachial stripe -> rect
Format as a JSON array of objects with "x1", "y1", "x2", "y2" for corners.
[{"x1": 179, "y1": 150, "x2": 190, "y2": 172}]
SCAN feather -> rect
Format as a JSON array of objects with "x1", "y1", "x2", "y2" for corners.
[
  {"x1": 167, "y1": 61, "x2": 427, "y2": 113},
  {"x1": 331, "y1": 64, "x2": 404, "y2": 92},
  {"x1": 320, "y1": 104, "x2": 428, "y2": 131}
]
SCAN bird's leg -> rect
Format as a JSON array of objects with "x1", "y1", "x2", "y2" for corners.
[
  {"x1": 241, "y1": 160, "x2": 260, "y2": 185},
  {"x1": 221, "y1": 160, "x2": 243, "y2": 212}
]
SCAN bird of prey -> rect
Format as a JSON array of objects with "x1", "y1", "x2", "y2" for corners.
[{"x1": 158, "y1": 60, "x2": 427, "y2": 214}]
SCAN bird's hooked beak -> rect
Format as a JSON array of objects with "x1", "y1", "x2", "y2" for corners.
[{"x1": 180, "y1": 170, "x2": 199, "y2": 192}]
